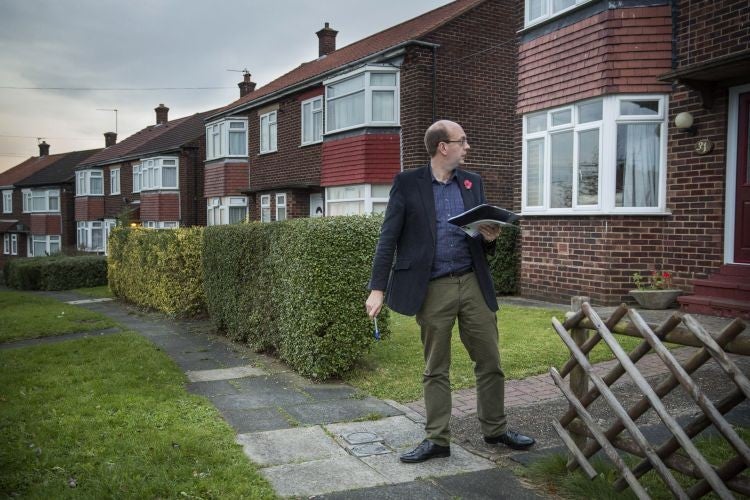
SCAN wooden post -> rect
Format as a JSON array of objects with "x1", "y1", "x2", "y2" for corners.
[{"x1": 569, "y1": 296, "x2": 590, "y2": 452}]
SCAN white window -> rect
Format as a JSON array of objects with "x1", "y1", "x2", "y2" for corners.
[
  {"x1": 110, "y1": 168, "x2": 120, "y2": 195},
  {"x1": 21, "y1": 189, "x2": 60, "y2": 213},
  {"x1": 138, "y1": 157, "x2": 179, "y2": 191},
  {"x1": 276, "y1": 193, "x2": 287, "y2": 221},
  {"x1": 3, "y1": 234, "x2": 8, "y2": 254},
  {"x1": 206, "y1": 118, "x2": 248, "y2": 160},
  {"x1": 77, "y1": 221, "x2": 104, "y2": 252},
  {"x1": 207, "y1": 196, "x2": 247, "y2": 226},
  {"x1": 325, "y1": 184, "x2": 390, "y2": 216},
  {"x1": 260, "y1": 111, "x2": 277, "y2": 153},
  {"x1": 260, "y1": 194, "x2": 271, "y2": 223},
  {"x1": 522, "y1": 95, "x2": 667, "y2": 215},
  {"x1": 11, "y1": 234, "x2": 17, "y2": 255},
  {"x1": 525, "y1": 0, "x2": 593, "y2": 27},
  {"x1": 301, "y1": 96, "x2": 324, "y2": 145},
  {"x1": 76, "y1": 169, "x2": 104, "y2": 196},
  {"x1": 2, "y1": 190, "x2": 11, "y2": 213},
  {"x1": 28, "y1": 235, "x2": 61, "y2": 257},
  {"x1": 133, "y1": 164, "x2": 142, "y2": 193},
  {"x1": 325, "y1": 66, "x2": 399, "y2": 134},
  {"x1": 143, "y1": 221, "x2": 179, "y2": 229}
]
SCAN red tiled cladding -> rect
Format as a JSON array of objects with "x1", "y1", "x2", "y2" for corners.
[
  {"x1": 518, "y1": 5, "x2": 673, "y2": 114},
  {"x1": 29, "y1": 214, "x2": 62, "y2": 235},
  {"x1": 75, "y1": 197, "x2": 104, "y2": 221},
  {"x1": 204, "y1": 162, "x2": 249, "y2": 198},
  {"x1": 140, "y1": 192, "x2": 180, "y2": 221},
  {"x1": 320, "y1": 134, "x2": 400, "y2": 187}
]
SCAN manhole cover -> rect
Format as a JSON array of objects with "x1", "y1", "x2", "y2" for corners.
[
  {"x1": 343, "y1": 431, "x2": 381, "y2": 445},
  {"x1": 349, "y1": 442, "x2": 392, "y2": 457}
]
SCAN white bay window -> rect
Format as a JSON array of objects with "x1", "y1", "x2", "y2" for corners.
[
  {"x1": 206, "y1": 118, "x2": 248, "y2": 160},
  {"x1": 207, "y1": 196, "x2": 247, "y2": 226},
  {"x1": 522, "y1": 95, "x2": 667, "y2": 215},
  {"x1": 325, "y1": 184, "x2": 390, "y2": 216},
  {"x1": 77, "y1": 221, "x2": 104, "y2": 252},
  {"x1": 22, "y1": 189, "x2": 60, "y2": 213},
  {"x1": 28, "y1": 235, "x2": 60, "y2": 257},
  {"x1": 76, "y1": 170, "x2": 103, "y2": 196},
  {"x1": 325, "y1": 66, "x2": 399, "y2": 134},
  {"x1": 525, "y1": 0, "x2": 594, "y2": 27},
  {"x1": 138, "y1": 157, "x2": 179, "y2": 190}
]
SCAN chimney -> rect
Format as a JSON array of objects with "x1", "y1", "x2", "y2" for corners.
[
  {"x1": 104, "y1": 131, "x2": 117, "y2": 147},
  {"x1": 38, "y1": 141, "x2": 50, "y2": 157},
  {"x1": 155, "y1": 103, "x2": 169, "y2": 124},
  {"x1": 316, "y1": 22, "x2": 338, "y2": 57},
  {"x1": 238, "y1": 71, "x2": 257, "y2": 97}
]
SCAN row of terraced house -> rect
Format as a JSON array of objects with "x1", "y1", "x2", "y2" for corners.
[{"x1": 1, "y1": 0, "x2": 748, "y2": 317}]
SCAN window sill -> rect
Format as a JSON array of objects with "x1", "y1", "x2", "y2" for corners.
[
  {"x1": 300, "y1": 141, "x2": 323, "y2": 148},
  {"x1": 325, "y1": 122, "x2": 400, "y2": 136},
  {"x1": 521, "y1": 210, "x2": 673, "y2": 217},
  {"x1": 258, "y1": 150, "x2": 277, "y2": 156},
  {"x1": 205, "y1": 156, "x2": 249, "y2": 163}
]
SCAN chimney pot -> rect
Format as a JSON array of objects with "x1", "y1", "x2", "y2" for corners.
[
  {"x1": 155, "y1": 103, "x2": 169, "y2": 124},
  {"x1": 238, "y1": 71, "x2": 257, "y2": 97},
  {"x1": 38, "y1": 141, "x2": 50, "y2": 157},
  {"x1": 104, "y1": 131, "x2": 117, "y2": 147},
  {"x1": 316, "y1": 22, "x2": 338, "y2": 57}
]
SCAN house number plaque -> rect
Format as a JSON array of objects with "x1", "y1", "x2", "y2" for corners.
[{"x1": 694, "y1": 138, "x2": 714, "y2": 155}]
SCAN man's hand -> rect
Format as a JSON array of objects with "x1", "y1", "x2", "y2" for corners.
[
  {"x1": 478, "y1": 223, "x2": 501, "y2": 242},
  {"x1": 365, "y1": 290, "x2": 384, "y2": 319}
]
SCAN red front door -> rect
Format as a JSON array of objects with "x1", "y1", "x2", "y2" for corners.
[{"x1": 736, "y1": 92, "x2": 750, "y2": 263}]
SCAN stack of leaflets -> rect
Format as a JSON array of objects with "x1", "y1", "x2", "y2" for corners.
[{"x1": 447, "y1": 204, "x2": 520, "y2": 237}]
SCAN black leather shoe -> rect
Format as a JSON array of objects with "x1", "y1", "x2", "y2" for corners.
[
  {"x1": 484, "y1": 430, "x2": 535, "y2": 450},
  {"x1": 399, "y1": 439, "x2": 451, "y2": 463}
]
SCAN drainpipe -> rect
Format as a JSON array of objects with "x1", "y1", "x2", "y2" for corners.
[{"x1": 431, "y1": 44, "x2": 437, "y2": 124}]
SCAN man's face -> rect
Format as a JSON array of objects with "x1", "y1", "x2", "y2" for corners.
[{"x1": 444, "y1": 124, "x2": 470, "y2": 167}]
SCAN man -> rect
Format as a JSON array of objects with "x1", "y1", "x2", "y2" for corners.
[{"x1": 365, "y1": 120, "x2": 534, "y2": 463}]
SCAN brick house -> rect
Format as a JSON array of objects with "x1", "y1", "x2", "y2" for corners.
[
  {"x1": 74, "y1": 105, "x2": 211, "y2": 253},
  {"x1": 0, "y1": 141, "x2": 101, "y2": 268},
  {"x1": 204, "y1": 0, "x2": 519, "y2": 225},
  {"x1": 516, "y1": 0, "x2": 749, "y2": 316}
]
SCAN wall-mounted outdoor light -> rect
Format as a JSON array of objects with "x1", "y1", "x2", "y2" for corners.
[{"x1": 675, "y1": 111, "x2": 697, "y2": 136}]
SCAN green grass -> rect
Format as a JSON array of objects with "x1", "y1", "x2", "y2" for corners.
[
  {"x1": 72, "y1": 285, "x2": 113, "y2": 299},
  {"x1": 525, "y1": 427, "x2": 750, "y2": 499},
  {"x1": 344, "y1": 306, "x2": 643, "y2": 402},
  {"x1": 0, "y1": 290, "x2": 118, "y2": 343},
  {"x1": 0, "y1": 333, "x2": 276, "y2": 499}
]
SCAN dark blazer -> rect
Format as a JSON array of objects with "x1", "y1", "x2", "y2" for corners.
[{"x1": 369, "y1": 164, "x2": 498, "y2": 316}]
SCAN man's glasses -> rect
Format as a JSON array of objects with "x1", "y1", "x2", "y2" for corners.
[{"x1": 442, "y1": 138, "x2": 468, "y2": 146}]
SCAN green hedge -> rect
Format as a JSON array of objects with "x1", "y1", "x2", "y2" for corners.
[
  {"x1": 204, "y1": 216, "x2": 389, "y2": 379},
  {"x1": 488, "y1": 223, "x2": 520, "y2": 295},
  {"x1": 107, "y1": 227, "x2": 205, "y2": 317},
  {"x1": 4, "y1": 255, "x2": 108, "y2": 290}
]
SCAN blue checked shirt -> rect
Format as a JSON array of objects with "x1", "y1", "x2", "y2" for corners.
[{"x1": 430, "y1": 168, "x2": 473, "y2": 279}]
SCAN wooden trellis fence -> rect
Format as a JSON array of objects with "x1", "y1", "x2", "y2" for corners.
[{"x1": 551, "y1": 299, "x2": 750, "y2": 499}]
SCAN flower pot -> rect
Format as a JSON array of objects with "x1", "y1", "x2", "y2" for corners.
[{"x1": 629, "y1": 289, "x2": 682, "y2": 310}]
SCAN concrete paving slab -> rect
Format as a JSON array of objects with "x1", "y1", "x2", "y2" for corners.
[
  {"x1": 299, "y1": 383, "x2": 360, "y2": 402},
  {"x1": 186, "y1": 380, "x2": 238, "y2": 398},
  {"x1": 168, "y1": 352, "x2": 223, "y2": 372},
  {"x1": 186, "y1": 365, "x2": 266, "y2": 382},
  {"x1": 236, "y1": 426, "x2": 347, "y2": 466},
  {"x1": 310, "y1": 480, "x2": 451, "y2": 499},
  {"x1": 434, "y1": 468, "x2": 543, "y2": 499},
  {"x1": 219, "y1": 408, "x2": 294, "y2": 433},
  {"x1": 285, "y1": 397, "x2": 402, "y2": 426},
  {"x1": 326, "y1": 416, "x2": 424, "y2": 449},
  {"x1": 361, "y1": 443, "x2": 494, "y2": 484},
  {"x1": 65, "y1": 298, "x2": 114, "y2": 304},
  {"x1": 211, "y1": 375, "x2": 310, "y2": 410},
  {"x1": 261, "y1": 455, "x2": 389, "y2": 498}
]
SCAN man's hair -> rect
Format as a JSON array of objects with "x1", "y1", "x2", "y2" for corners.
[{"x1": 424, "y1": 121, "x2": 450, "y2": 157}]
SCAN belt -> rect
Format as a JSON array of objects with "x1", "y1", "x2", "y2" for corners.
[{"x1": 432, "y1": 267, "x2": 473, "y2": 280}]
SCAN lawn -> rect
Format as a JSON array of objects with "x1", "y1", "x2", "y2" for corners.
[
  {"x1": 0, "y1": 332, "x2": 276, "y2": 499},
  {"x1": 0, "y1": 290, "x2": 118, "y2": 343},
  {"x1": 344, "y1": 306, "x2": 643, "y2": 402}
]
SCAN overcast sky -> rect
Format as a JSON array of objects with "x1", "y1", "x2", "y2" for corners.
[{"x1": 0, "y1": 0, "x2": 450, "y2": 173}]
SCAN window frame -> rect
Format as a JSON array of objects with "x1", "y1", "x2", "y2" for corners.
[
  {"x1": 77, "y1": 221, "x2": 104, "y2": 252},
  {"x1": 3, "y1": 234, "x2": 8, "y2": 254},
  {"x1": 21, "y1": 188, "x2": 60, "y2": 213},
  {"x1": 260, "y1": 194, "x2": 271, "y2": 223},
  {"x1": 110, "y1": 167, "x2": 120, "y2": 195},
  {"x1": 324, "y1": 184, "x2": 390, "y2": 216},
  {"x1": 207, "y1": 196, "x2": 248, "y2": 226},
  {"x1": 324, "y1": 65, "x2": 400, "y2": 134},
  {"x1": 2, "y1": 190, "x2": 11, "y2": 213},
  {"x1": 205, "y1": 118, "x2": 249, "y2": 161},
  {"x1": 76, "y1": 169, "x2": 104, "y2": 196},
  {"x1": 275, "y1": 193, "x2": 287, "y2": 221},
  {"x1": 301, "y1": 96, "x2": 324, "y2": 145},
  {"x1": 521, "y1": 94, "x2": 668, "y2": 216},
  {"x1": 525, "y1": 0, "x2": 594, "y2": 27},
  {"x1": 259, "y1": 110, "x2": 278, "y2": 154},
  {"x1": 28, "y1": 234, "x2": 61, "y2": 257},
  {"x1": 138, "y1": 156, "x2": 179, "y2": 191}
]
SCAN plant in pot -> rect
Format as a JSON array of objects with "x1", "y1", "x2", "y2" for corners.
[{"x1": 629, "y1": 270, "x2": 682, "y2": 309}]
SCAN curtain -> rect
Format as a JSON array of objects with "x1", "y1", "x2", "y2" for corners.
[{"x1": 620, "y1": 123, "x2": 659, "y2": 207}]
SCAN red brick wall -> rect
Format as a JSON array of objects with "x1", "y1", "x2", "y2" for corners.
[
  {"x1": 517, "y1": 5, "x2": 673, "y2": 114},
  {"x1": 401, "y1": 0, "x2": 521, "y2": 209},
  {"x1": 320, "y1": 134, "x2": 400, "y2": 186},
  {"x1": 140, "y1": 192, "x2": 180, "y2": 221},
  {"x1": 249, "y1": 188, "x2": 314, "y2": 221},
  {"x1": 60, "y1": 185, "x2": 76, "y2": 249},
  {"x1": 204, "y1": 161, "x2": 249, "y2": 197},
  {"x1": 75, "y1": 196, "x2": 104, "y2": 221},
  {"x1": 29, "y1": 214, "x2": 61, "y2": 236},
  {"x1": 179, "y1": 143, "x2": 205, "y2": 227},
  {"x1": 675, "y1": 0, "x2": 750, "y2": 65}
]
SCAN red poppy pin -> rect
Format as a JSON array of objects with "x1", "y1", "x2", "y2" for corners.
[{"x1": 463, "y1": 179, "x2": 472, "y2": 190}]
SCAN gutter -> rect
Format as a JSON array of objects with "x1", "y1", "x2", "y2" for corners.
[{"x1": 206, "y1": 39, "x2": 441, "y2": 122}]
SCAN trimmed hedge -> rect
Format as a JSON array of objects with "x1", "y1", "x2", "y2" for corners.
[
  {"x1": 4, "y1": 255, "x2": 108, "y2": 290},
  {"x1": 204, "y1": 216, "x2": 389, "y2": 379},
  {"x1": 107, "y1": 227, "x2": 205, "y2": 317},
  {"x1": 488, "y1": 223, "x2": 520, "y2": 295}
]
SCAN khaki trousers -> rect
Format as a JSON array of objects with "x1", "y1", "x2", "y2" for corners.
[{"x1": 415, "y1": 271, "x2": 506, "y2": 447}]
